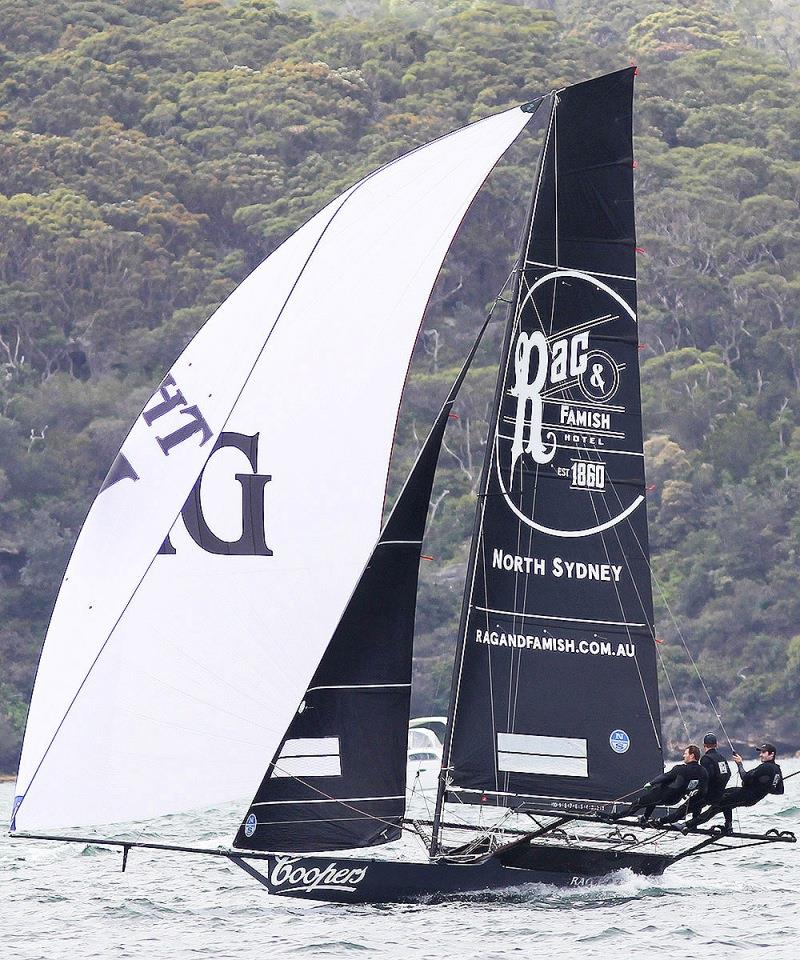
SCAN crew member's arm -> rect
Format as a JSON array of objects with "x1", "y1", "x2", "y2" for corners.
[
  {"x1": 732, "y1": 752, "x2": 746, "y2": 782},
  {"x1": 652, "y1": 764, "x2": 686, "y2": 794}
]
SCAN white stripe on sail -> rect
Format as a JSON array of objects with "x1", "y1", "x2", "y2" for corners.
[
  {"x1": 497, "y1": 753, "x2": 588, "y2": 777},
  {"x1": 496, "y1": 733, "x2": 588, "y2": 777},
  {"x1": 272, "y1": 757, "x2": 342, "y2": 779},
  {"x1": 280, "y1": 738, "x2": 340, "y2": 757}
]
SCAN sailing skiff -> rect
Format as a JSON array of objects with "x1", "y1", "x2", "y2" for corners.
[{"x1": 10, "y1": 69, "x2": 794, "y2": 903}]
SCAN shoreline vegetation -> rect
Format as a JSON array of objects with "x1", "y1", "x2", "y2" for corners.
[{"x1": 2, "y1": 0, "x2": 800, "y2": 774}]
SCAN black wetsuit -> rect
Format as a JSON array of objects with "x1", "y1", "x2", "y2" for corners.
[
  {"x1": 701, "y1": 748, "x2": 733, "y2": 804},
  {"x1": 618, "y1": 762, "x2": 700, "y2": 821},
  {"x1": 655, "y1": 761, "x2": 709, "y2": 824},
  {"x1": 694, "y1": 759, "x2": 784, "y2": 829},
  {"x1": 661, "y1": 749, "x2": 729, "y2": 825}
]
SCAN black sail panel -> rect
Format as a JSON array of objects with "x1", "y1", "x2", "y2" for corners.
[
  {"x1": 234, "y1": 318, "x2": 491, "y2": 852},
  {"x1": 446, "y1": 69, "x2": 663, "y2": 813}
]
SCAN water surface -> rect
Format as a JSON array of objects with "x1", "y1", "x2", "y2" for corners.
[{"x1": 2, "y1": 764, "x2": 798, "y2": 959}]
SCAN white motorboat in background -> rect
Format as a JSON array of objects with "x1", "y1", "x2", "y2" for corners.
[{"x1": 407, "y1": 718, "x2": 445, "y2": 794}]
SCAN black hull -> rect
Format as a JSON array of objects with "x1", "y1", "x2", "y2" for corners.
[{"x1": 230, "y1": 841, "x2": 671, "y2": 904}]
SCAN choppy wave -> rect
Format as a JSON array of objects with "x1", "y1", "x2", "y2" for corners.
[{"x1": 2, "y1": 765, "x2": 798, "y2": 960}]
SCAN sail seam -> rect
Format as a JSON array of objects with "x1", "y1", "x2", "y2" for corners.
[
  {"x1": 525, "y1": 259, "x2": 636, "y2": 283},
  {"x1": 473, "y1": 606, "x2": 646, "y2": 627},
  {"x1": 307, "y1": 684, "x2": 411, "y2": 692},
  {"x1": 251, "y1": 796, "x2": 404, "y2": 806}
]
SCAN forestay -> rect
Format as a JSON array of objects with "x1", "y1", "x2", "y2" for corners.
[
  {"x1": 13, "y1": 105, "x2": 531, "y2": 833},
  {"x1": 443, "y1": 70, "x2": 663, "y2": 814}
]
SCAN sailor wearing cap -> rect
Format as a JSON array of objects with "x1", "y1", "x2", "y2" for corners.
[{"x1": 691, "y1": 742, "x2": 784, "y2": 833}]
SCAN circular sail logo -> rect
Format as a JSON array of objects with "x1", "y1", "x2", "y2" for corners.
[
  {"x1": 609, "y1": 729, "x2": 631, "y2": 754},
  {"x1": 579, "y1": 350, "x2": 619, "y2": 403},
  {"x1": 244, "y1": 813, "x2": 257, "y2": 837},
  {"x1": 494, "y1": 269, "x2": 645, "y2": 538}
]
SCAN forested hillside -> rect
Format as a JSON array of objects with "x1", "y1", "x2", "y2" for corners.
[{"x1": 1, "y1": 0, "x2": 799, "y2": 771}]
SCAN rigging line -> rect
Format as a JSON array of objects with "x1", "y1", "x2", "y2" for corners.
[
  {"x1": 505, "y1": 310, "x2": 528, "y2": 738},
  {"x1": 583, "y1": 477, "x2": 660, "y2": 750},
  {"x1": 566, "y1": 386, "x2": 669, "y2": 744},
  {"x1": 513, "y1": 522, "x2": 537, "y2": 707},
  {"x1": 522, "y1": 96, "x2": 555, "y2": 271},
  {"x1": 577, "y1": 445, "x2": 661, "y2": 747},
  {"x1": 656, "y1": 641, "x2": 692, "y2": 740},
  {"x1": 596, "y1": 445, "x2": 734, "y2": 748},
  {"x1": 542, "y1": 313, "x2": 619, "y2": 343},
  {"x1": 128, "y1": 617, "x2": 281, "y2": 718},
  {"x1": 255, "y1": 758, "x2": 413, "y2": 837},
  {"x1": 578, "y1": 434, "x2": 722, "y2": 757},
  {"x1": 481, "y1": 527, "x2": 500, "y2": 795},
  {"x1": 525, "y1": 260, "x2": 637, "y2": 283},
  {"x1": 450, "y1": 307, "x2": 513, "y2": 791},
  {"x1": 508, "y1": 326, "x2": 544, "y2": 767},
  {"x1": 592, "y1": 465, "x2": 690, "y2": 742},
  {"x1": 110, "y1": 657, "x2": 291, "y2": 738},
  {"x1": 503, "y1": 306, "x2": 538, "y2": 790},
  {"x1": 408, "y1": 767, "x2": 435, "y2": 822},
  {"x1": 445, "y1": 267, "x2": 518, "y2": 788},
  {"x1": 653, "y1": 574, "x2": 734, "y2": 750},
  {"x1": 108, "y1": 705, "x2": 277, "y2": 748},
  {"x1": 506, "y1": 308, "x2": 534, "y2": 776},
  {"x1": 509, "y1": 519, "x2": 535, "y2": 756},
  {"x1": 592, "y1": 469, "x2": 652, "y2": 628},
  {"x1": 553, "y1": 94, "x2": 559, "y2": 279},
  {"x1": 506, "y1": 482, "x2": 522, "y2": 743}
]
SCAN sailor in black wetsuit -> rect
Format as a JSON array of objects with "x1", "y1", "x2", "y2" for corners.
[
  {"x1": 654, "y1": 733, "x2": 730, "y2": 827},
  {"x1": 692, "y1": 742, "x2": 784, "y2": 833},
  {"x1": 614, "y1": 745, "x2": 707, "y2": 824}
]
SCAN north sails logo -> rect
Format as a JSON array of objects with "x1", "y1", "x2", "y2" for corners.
[{"x1": 270, "y1": 856, "x2": 368, "y2": 895}]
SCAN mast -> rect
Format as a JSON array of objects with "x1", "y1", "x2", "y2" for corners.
[{"x1": 430, "y1": 94, "x2": 554, "y2": 856}]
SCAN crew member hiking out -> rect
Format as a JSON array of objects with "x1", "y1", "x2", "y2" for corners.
[
  {"x1": 612, "y1": 745, "x2": 708, "y2": 825},
  {"x1": 654, "y1": 733, "x2": 730, "y2": 827},
  {"x1": 692, "y1": 743, "x2": 784, "y2": 834}
]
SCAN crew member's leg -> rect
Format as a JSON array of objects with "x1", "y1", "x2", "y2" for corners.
[
  {"x1": 614, "y1": 785, "x2": 663, "y2": 819},
  {"x1": 683, "y1": 794, "x2": 717, "y2": 828},
  {"x1": 655, "y1": 794, "x2": 700, "y2": 826},
  {"x1": 693, "y1": 788, "x2": 748, "y2": 831}
]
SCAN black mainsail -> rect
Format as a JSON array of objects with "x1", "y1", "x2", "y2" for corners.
[{"x1": 438, "y1": 68, "x2": 663, "y2": 821}]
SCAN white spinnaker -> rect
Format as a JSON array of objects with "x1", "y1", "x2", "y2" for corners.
[{"x1": 14, "y1": 106, "x2": 531, "y2": 832}]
